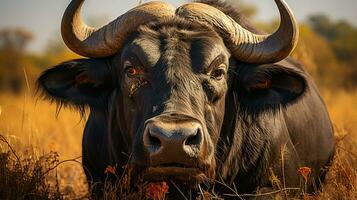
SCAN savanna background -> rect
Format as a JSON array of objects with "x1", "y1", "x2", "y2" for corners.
[{"x1": 0, "y1": 0, "x2": 356, "y2": 199}]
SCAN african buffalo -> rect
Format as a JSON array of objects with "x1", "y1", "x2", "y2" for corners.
[{"x1": 37, "y1": 0, "x2": 335, "y2": 198}]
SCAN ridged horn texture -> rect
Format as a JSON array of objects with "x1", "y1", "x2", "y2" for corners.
[
  {"x1": 61, "y1": 0, "x2": 298, "y2": 63},
  {"x1": 176, "y1": 0, "x2": 299, "y2": 63},
  {"x1": 61, "y1": 0, "x2": 175, "y2": 58}
]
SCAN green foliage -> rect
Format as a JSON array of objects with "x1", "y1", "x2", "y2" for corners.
[
  {"x1": 292, "y1": 24, "x2": 345, "y2": 87},
  {"x1": 309, "y1": 15, "x2": 357, "y2": 61},
  {"x1": 255, "y1": 14, "x2": 357, "y2": 89},
  {"x1": 308, "y1": 15, "x2": 357, "y2": 88}
]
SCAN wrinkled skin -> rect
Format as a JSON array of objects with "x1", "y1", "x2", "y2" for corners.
[
  {"x1": 38, "y1": 19, "x2": 334, "y2": 198},
  {"x1": 112, "y1": 22, "x2": 226, "y2": 180}
]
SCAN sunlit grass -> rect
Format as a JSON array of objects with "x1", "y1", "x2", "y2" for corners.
[
  {"x1": 0, "y1": 91, "x2": 88, "y2": 198},
  {"x1": 0, "y1": 88, "x2": 356, "y2": 199}
]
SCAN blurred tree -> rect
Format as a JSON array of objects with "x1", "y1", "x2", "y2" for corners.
[
  {"x1": 255, "y1": 14, "x2": 357, "y2": 88},
  {"x1": 309, "y1": 15, "x2": 357, "y2": 60},
  {"x1": 292, "y1": 24, "x2": 346, "y2": 88},
  {"x1": 309, "y1": 15, "x2": 357, "y2": 88},
  {"x1": 41, "y1": 35, "x2": 80, "y2": 68},
  {"x1": 0, "y1": 29, "x2": 33, "y2": 53},
  {"x1": 0, "y1": 28, "x2": 33, "y2": 94}
]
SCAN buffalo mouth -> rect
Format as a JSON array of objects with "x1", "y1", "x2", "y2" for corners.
[{"x1": 142, "y1": 163, "x2": 213, "y2": 186}]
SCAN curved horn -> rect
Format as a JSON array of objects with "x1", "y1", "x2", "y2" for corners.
[
  {"x1": 176, "y1": 0, "x2": 298, "y2": 63},
  {"x1": 61, "y1": 0, "x2": 175, "y2": 57}
]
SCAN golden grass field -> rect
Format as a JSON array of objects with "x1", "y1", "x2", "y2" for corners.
[{"x1": 0, "y1": 85, "x2": 356, "y2": 199}]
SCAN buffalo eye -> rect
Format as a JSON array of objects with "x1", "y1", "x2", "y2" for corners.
[
  {"x1": 210, "y1": 66, "x2": 226, "y2": 80},
  {"x1": 124, "y1": 61, "x2": 144, "y2": 78}
]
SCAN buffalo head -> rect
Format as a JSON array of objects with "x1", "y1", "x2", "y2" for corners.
[{"x1": 38, "y1": 0, "x2": 309, "y2": 189}]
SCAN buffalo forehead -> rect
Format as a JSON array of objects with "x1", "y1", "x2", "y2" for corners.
[
  {"x1": 121, "y1": 37, "x2": 161, "y2": 69},
  {"x1": 127, "y1": 22, "x2": 229, "y2": 72}
]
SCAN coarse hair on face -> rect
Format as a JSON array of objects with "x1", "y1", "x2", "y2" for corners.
[
  {"x1": 35, "y1": 0, "x2": 263, "y2": 117},
  {"x1": 135, "y1": 17, "x2": 222, "y2": 45}
]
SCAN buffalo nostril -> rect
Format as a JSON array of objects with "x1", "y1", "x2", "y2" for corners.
[
  {"x1": 148, "y1": 131, "x2": 161, "y2": 148},
  {"x1": 185, "y1": 128, "x2": 202, "y2": 146}
]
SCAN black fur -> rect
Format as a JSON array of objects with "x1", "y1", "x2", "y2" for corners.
[{"x1": 37, "y1": 1, "x2": 335, "y2": 198}]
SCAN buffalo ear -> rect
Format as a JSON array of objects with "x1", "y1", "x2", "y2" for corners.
[
  {"x1": 37, "y1": 58, "x2": 115, "y2": 107},
  {"x1": 235, "y1": 60, "x2": 307, "y2": 112}
]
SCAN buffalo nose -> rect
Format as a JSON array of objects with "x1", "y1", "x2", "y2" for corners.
[{"x1": 143, "y1": 120, "x2": 203, "y2": 159}]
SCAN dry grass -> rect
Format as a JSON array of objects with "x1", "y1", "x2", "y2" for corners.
[
  {"x1": 0, "y1": 91, "x2": 88, "y2": 199},
  {"x1": 0, "y1": 87, "x2": 356, "y2": 199},
  {"x1": 0, "y1": 143, "x2": 62, "y2": 200},
  {"x1": 317, "y1": 90, "x2": 357, "y2": 200}
]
